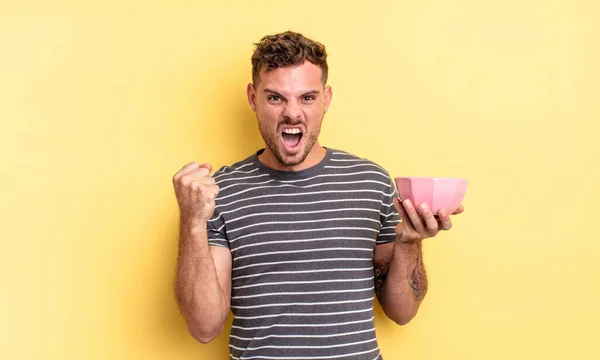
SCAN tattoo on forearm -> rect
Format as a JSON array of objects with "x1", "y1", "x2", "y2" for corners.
[
  {"x1": 374, "y1": 258, "x2": 390, "y2": 299},
  {"x1": 408, "y1": 242, "x2": 428, "y2": 301}
]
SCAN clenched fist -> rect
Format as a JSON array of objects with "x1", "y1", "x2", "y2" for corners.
[{"x1": 173, "y1": 162, "x2": 220, "y2": 224}]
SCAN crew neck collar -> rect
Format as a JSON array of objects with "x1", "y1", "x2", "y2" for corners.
[{"x1": 252, "y1": 147, "x2": 332, "y2": 179}]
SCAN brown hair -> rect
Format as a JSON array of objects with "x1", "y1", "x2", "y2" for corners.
[{"x1": 251, "y1": 31, "x2": 328, "y2": 86}]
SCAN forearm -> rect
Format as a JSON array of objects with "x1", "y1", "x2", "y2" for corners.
[
  {"x1": 174, "y1": 220, "x2": 228, "y2": 339},
  {"x1": 378, "y1": 240, "x2": 428, "y2": 325}
]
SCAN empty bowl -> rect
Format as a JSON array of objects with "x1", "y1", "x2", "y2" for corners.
[{"x1": 394, "y1": 177, "x2": 468, "y2": 215}]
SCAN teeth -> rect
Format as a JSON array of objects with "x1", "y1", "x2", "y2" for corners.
[{"x1": 283, "y1": 128, "x2": 301, "y2": 134}]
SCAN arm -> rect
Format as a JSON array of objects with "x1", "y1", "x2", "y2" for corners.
[
  {"x1": 175, "y1": 221, "x2": 231, "y2": 343},
  {"x1": 374, "y1": 197, "x2": 464, "y2": 325},
  {"x1": 172, "y1": 162, "x2": 232, "y2": 343},
  {"x1": 374, "y1": 240, "x2": 427, "y2": 325}
]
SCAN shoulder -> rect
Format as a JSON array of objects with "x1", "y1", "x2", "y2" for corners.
[
  {"x1": 211, "y1": 153, "x2": 260, "y2": 185},
  {"x1": 327, "y1": 148, "x2": 391, "y2": 177}
]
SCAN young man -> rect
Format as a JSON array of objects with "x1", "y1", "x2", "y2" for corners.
[{"x1": 173, "y1": 31, "x2": 464, "y2": 359}]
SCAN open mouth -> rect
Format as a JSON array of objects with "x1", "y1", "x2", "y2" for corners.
[{"x1": 281, "y1": 127, "x2": 303, "y2": 151}]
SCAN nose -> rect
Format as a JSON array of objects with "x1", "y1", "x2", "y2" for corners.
[{"x1": 282, "y1": 100, "x2": 302, "y2": 121}]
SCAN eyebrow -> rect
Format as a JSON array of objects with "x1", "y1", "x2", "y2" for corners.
[{"x1": 264, "y1": 88, "x2": 320, "y2": 98}]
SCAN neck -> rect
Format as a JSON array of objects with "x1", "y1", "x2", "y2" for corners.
[{"x1": 259, "y1": 143, "x2": 326, "y2": 172}]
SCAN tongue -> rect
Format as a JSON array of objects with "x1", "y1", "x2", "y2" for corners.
[{"x1": 282, "y1": 133, "x2": 302, "y2": 148}]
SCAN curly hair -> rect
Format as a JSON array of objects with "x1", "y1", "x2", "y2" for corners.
[{"x1": 251, "y1": 31, "x2": 328, "y2": 86}]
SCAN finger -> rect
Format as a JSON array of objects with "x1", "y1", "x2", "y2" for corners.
[
  {"x1": 185, "y1": 166, "x2": 212, "y2": 178},
  {"x1": 404, "y1": 199, "x2": 426, "y2": 233},
  {"x1": 393, "y1": 198, "x2": 415, "y2": 232},
  {"x1": 417, "y1": 203, "x2": 438, "y2": 233},
  {"x1": 195, "y1": 183, "x2": 219, "y2": 201},
  {"x1": 179, "y1": 161, "x2": 199, "y2": 172},
  {"x1": 190, "y1": 176, "x2": 217, "y2": 188},
  {"x1": 175, "y1": 162, "x2": 213, "y2": 179},
  {"x1": 452, "y1": 204, "x2": 465, "y2": 215},
  {"x1": 203, "y1": 199, "x2": 216, "y2": 218},
  {"x1": 173, "y1": 161, "x2": 200, "y2": 181},
  {"x1": 209, "y1": 184, "x2": 220, "y2": 199},
  {"x1": 437, "y1": 208, "x2": 452, "y2": 231},
  {"x1": 178, "y1": 171, "x2": 216, "y2": 190},
  {"x1": 199, "y1": 163, "x2": 213, "y2": 173}
]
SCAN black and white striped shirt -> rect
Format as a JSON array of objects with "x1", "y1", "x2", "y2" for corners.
[{"x1": 207, "y1": 148, "x2": 400, "y2": 360}]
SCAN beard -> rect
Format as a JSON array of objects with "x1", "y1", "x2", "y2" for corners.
[{"x1": 259, "y1": 120, "x2": 321, "y2": 168}]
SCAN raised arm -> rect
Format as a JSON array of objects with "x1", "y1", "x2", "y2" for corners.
[{"x1": 172, "y1": 162, "x2": 232, "y2": 343}]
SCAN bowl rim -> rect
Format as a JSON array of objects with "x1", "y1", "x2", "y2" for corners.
[{"x1": 394, "y1": 176, "x2": 468, "y2": 182}]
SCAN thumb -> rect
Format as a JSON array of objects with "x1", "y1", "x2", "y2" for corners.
[{"x1": 392, "y1": 197, "x2": 403, "y2": 214}]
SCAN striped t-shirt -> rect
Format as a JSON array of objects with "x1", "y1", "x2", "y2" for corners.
[{"x1": 207, "y1": 147, "x2": 401, "y2": 360}]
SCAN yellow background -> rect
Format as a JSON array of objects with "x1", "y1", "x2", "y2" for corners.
[{"x1": 1, "y1": 0, "x2": 598, "y2": 359}]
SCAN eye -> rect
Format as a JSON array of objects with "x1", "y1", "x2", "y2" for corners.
[
  {"x1": 303, "y1": 95, "x2": 316, "y2": 102},
  {"x1": 268, "y1": 95, "x2": 282, "y2": 102}
]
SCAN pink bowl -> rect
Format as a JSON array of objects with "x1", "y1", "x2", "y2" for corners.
[{"x1": 394, "y1": 177, "x2": 468, "y2": 215}]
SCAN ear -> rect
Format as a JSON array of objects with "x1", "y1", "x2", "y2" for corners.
[
  {"x1": 323, "y1": 85, "x2": 333, "y2": 113},
  {"x1": 246, "y1": 83, "x2": 257, "y2": 112}
]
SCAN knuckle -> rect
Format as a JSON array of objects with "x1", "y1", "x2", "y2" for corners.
[
  {"x1": 190, "y1": 180, "x2": 201, "y2": 191},
  {"x1": 430, "y1": 219, "x2": 439, "y2": 230},
  {"x1": 207, "y1": 190, "x2": 217, "y2": 201},
  {"x1": 179, "y1": 176, "x2": 190, "y2": 186},
  {"x1": 199, "y1": 185, "x2": 213, "y2": 198}
]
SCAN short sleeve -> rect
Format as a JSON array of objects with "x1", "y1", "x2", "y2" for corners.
[
  {"x1": 206, "y1": 170, "x2": 229, "y2": 248},
  {"x1": 207, "y1": 209, "x2": 228, "y2": 248},
  {"x1": 377, "y1": 175, "x2": 401, "y2": 245}
]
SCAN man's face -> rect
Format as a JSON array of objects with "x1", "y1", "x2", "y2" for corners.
[{"x1": 247, "y1": 61, "x2": 332, "y2": 170}]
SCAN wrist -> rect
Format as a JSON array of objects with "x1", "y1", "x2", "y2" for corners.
[
  {"x1": 180, "y1": 216, "x2": 207, "y2": 233},
  {"x1": 395, "y1": 231, "x2": 423, "y2": 245},
  {"x1": 394, "y1": 237, "x2": 422, "y2": 252}
]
